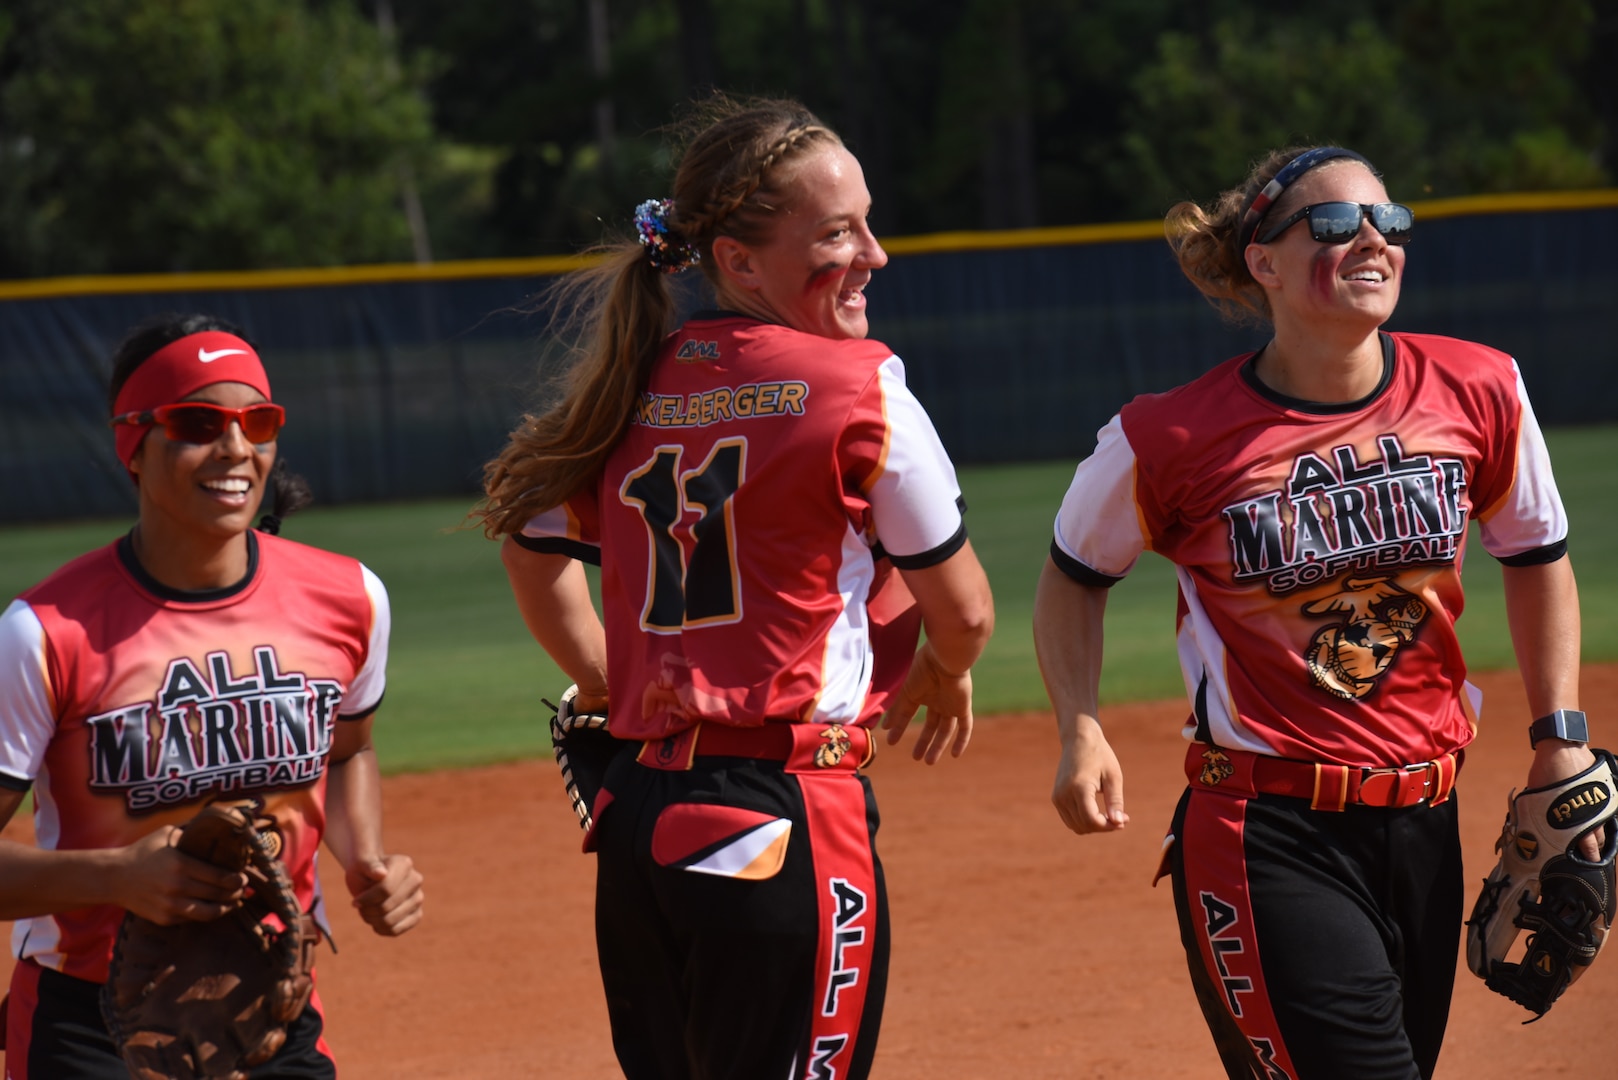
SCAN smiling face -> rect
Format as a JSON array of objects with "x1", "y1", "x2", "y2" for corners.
[
  {"x1": 711, "y1": 144, "x2": 888, "y2": 340},
  {"x1": 130, "y1": 380, "x2": 276, "y2": 544},
  {"x1": 1247, "y1": 161, "x2": 1405, "y2": 333}
]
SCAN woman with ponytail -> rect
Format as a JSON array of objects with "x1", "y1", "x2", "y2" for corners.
[
  {"x1": 1036, "y1": 147, "x2": 1596, "y2": 1078},
  {"x1": 0, "y1": 313, "x2": 423, "y2": 1078},
  {"x1": 482, "y1": 97, "x2": 993, "y2": 1079}
]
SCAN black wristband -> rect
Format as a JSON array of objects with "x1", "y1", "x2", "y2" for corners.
[{"x1": 1528, "y1": 708, "x2": 1589, "y2": 748}]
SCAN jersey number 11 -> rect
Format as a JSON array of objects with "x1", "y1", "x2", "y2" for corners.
[{"x1": 621, "y1": 440, "x2": 746, "y2": 632}]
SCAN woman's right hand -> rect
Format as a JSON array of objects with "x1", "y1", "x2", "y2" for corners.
[
  {"x1": 881, "y1": 640, "x2": 974, "y2": 763},
  {"x1": 1051, "y1": 716, "x2": 1128, "y2": 835},
  {"x1": 110, "y1": 827, "x2": 248, "y2": 924}
]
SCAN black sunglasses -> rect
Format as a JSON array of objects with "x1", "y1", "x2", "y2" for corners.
[{"x1": 1256, "y1": 201, "x2": 1413, "y2": 246}]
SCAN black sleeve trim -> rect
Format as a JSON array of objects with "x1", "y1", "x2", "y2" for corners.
[
  {"x1": 1497, "y1": 538, "x2": 1568, "y2": 567},
  {"x1": 339, "y1": 692, "x2": 384, "y2": 723},
  {"x1": 0, "y1": 771, "x2": 32, "y2": 793},
  {"x1": 510, "y1": 533, "x2": 602, "y2": 566},
  {"x1": 1049, "y1": 541, "x2": 1126, "y2": 588},
  {"x1": 889, "y1": 522, "x2": 968, "y2": 571},
  {"x1": 872, "y1": 496, "x2": 969, "y2": 565}
]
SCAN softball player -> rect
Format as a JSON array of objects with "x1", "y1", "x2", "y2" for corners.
[
  {"x1": 480, "y1": 97, "x2": 993, "y2": 1080},
  {"x1": 1033, "y1": 147, "x2": 1596, "y2": 1079},
  {"x1": 0, "y1": 314, "x2": 424, "y2": 1078}
]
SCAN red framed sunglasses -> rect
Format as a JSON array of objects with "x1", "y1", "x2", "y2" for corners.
[{"x1": 109, "y1": 402, "x2": 286, "y2": 445}]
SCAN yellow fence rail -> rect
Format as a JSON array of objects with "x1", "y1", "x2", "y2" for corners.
[{"x1": 2, "y1": 188, "x2": 1615, "y2": 302}]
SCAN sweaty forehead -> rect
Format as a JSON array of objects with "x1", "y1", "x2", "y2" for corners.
[
  {"x1": 777, "y1": 145, "x2": 862, "y2": 203},
  {"x1": 1270, "y1": 160, "x2": 1388, "y2": 219}
]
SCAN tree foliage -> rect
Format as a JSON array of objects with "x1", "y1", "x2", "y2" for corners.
[
  {"x1": 0, "y1": 0, "x2": 1610, "y2": 275},
  {"x1": 1113, "y1": 14, "x2": 1425, "y2": 215},
  {"x1": 1112, "y1": 0, "x2": 1605, "y2": 215},
  {"x1": 0, "y1": 0, "x2": 432, "y2": 275}
]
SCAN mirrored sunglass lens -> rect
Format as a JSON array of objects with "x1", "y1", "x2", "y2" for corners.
[
  {"x1": 1373, "y1": 203, "x2": 1413, "y2": 241},
  {"x1": 1310, "y1": 203, "x2": 1364, "y2": 241}
]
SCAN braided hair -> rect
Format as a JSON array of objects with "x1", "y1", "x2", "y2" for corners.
[
  {"x1": 670, "y1": 108, "x2": 838, "y2": 255},
  {"x1": 478, "y1": 97, "x2": 842, "y2": 537}
]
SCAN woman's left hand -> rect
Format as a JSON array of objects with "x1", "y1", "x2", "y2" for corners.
[
  {"x1": 345, "y1": 853, "x2": 425, "y2": 936},
  {"x1": 1526, "y1": 741, "x2": 1602, "y2": 860}
]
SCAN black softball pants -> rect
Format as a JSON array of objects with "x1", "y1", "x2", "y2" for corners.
[
  {"x1": 592, "y1": 751, "x2": 890, "y2": 1080},
  {"x1": 1167, "y1": 786, "x2": 1464, "y2": 1080}
]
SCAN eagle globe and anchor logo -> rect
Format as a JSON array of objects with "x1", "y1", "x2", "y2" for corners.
[
  {"x1": 1301, "y1": 575, "x2": 1429, "y2": 700},
  {"x1": 1199, "y1": 747, "x2": 1236, "y2": 787},
  {"x1": 815, "y1": 724, "x2": 854, "y2": 768}
]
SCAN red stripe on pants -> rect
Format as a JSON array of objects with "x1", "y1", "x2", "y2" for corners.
[
  {"x1": 1181, "y1": 792, "x2": 1300, "y2": 1080},
  {"x1": 799, "y1": 771, "x2": 877, "y2": 1080}
]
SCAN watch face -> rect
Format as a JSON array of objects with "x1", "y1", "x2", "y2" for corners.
[{"x1": 1531, "y1": 710, "x2": 1588, "y2": 746}]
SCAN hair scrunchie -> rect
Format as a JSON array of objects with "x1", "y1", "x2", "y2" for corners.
[{"x1": 633, "y1": 198, "x2": 701, "y2": 273}]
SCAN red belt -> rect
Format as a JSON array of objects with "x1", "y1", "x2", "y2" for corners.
[
  {"x1": 1185, "y1": 742, "x2": 1460, "y2": 810},
  {"x1": 637, "y1": 721, "x2": 875, "y2": 774}
]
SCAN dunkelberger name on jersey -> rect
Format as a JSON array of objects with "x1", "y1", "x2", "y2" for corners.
[
  {"x1": 85, "y1": 646, "x2": 341, "y2": 812},
  {"x1": 635, "y1": 380, "x2": 809, "y2": 429},
  {"x1": 1222, "y1": 434, "x2": 1467, "y2": 594}
]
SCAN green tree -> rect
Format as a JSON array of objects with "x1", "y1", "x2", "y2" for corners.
[
  {"x1": 3, "y1": 1, "x2": 1610, "y2": 272},
  {"x1": 1108, "y1": 0, "x2": 1607, "y2": 217},
  {"x1": 1111, "y1": 13, "x2": 1423, "y2": 216},
  {"x1": 1391, "y1": 0, "x2": 1607, "y2": 193},
  {"x1": 390, "y1": 0, "x2": 679, "y2": 258},
  {"x1": 0, "y1": 0, "x2": 434, "y2": 276}
]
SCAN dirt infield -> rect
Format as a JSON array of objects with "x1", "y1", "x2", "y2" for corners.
[{"x1": 7, "y1": 666, "x2": 1618, "y2": 1077}]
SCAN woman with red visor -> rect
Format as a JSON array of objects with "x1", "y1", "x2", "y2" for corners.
[{"x1": 0, "y1": 313, "x2": 424, "y2": 1078}]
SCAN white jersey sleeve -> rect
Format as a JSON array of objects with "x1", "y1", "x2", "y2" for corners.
[
  {"x1": 341, "y1": 564, "x2": 390, "y2": 717},
  {"x1": 1052, "y1": 415, "x2": 1149, "y2": 583},
  {"x1": 0, "y1": 599, "x2": 55, "y2": 786},
  {"x1": 516, "y1": 491, "x2": 604, "y2": 564},
  {"x1": 862, "y1": 357, "x2": 965, "y2": 565},
  {"x1": 1475, "y1": 362, "x2": 1569, "y2": 560}
]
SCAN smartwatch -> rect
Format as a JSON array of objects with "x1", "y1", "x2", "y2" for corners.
[{"x1": 1528, "y1": 709, "x2": 1589, "y2": 748}]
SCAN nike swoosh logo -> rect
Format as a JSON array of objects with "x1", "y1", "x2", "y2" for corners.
[{"x1": 197, "y1": 347, "x2": 248, "y2": 363}]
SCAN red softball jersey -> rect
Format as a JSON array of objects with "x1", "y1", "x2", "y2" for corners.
[
  {"x1": 517, "y1": 314, "x2": 966, "y2": 741},
  {"x1": 1052, "y1": 332, "x2": 1568, "y2": 768},
  {"x1": 0, "y1": 531, "x2": 388, "y2": 981}
]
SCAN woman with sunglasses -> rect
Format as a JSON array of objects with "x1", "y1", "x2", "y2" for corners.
[
  {"x1": 0, "y1": 313, "x2": 424, "y2": 1078},
  {"x1": 480, "y1": 97, "x2": 993, "y2": 1079},
  {"x1": 1034, "y1": 146, "x2": 1597, "y2": 1078}
]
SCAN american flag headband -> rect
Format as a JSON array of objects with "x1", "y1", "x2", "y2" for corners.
[{"x1": 1236, "y1": 148, "x2": 1372, "y2": 251}]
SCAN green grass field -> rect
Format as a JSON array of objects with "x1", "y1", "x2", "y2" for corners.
[{"x1": 5, "y1": 427, "x2": 1617, "y2": 773}]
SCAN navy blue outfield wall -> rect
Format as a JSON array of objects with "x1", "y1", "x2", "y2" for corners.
[{"x1": 1, "y1": 193, "x2": 1615, "y2": 524}]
